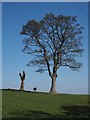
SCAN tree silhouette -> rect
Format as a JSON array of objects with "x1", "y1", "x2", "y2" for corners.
[
  {"x1": 20, "y1": 13, "x2": 84, "y2": 94},
  {"x1": 19, "y1": 71, "x2": 26, "y2": 90}
]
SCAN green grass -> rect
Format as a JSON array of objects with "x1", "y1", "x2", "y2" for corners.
[{"x1": 2, "y1": 89, "x2": 89, "y2": 119}]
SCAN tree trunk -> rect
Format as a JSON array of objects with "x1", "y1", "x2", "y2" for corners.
[
  {"x1": 20, "y1": 81, "x2": 24, "y2": 90},
  {"x1": 49, "y1": 76, "x2": 57, "y2": 94}
]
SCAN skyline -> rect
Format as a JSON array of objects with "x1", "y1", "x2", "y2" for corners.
[{"x1": 2, "y1": 2, "x2": 88, "y2": 94}]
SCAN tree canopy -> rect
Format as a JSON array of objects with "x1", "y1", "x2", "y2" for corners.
[{"x1": 20, "y1": 13, "x2": 84, "y2": 93}]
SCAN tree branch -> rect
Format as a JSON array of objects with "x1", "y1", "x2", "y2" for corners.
[{"x1": 36, "y1": 37, "x2": 53, "y2": 78}]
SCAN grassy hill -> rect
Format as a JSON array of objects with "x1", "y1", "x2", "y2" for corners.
[{"x1": 1, "y1": 89, "x2": 89, "y2": 119}]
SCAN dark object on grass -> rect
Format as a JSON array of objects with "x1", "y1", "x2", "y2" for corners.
[{"x1": 33, "y1": 87, "x2": 37, "y2": 92}]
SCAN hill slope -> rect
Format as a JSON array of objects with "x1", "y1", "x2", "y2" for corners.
[{"x1": 2, "y1": 89, "x2": 89, "y2": 119}]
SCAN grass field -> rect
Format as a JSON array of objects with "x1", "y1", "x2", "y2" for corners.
[{"x1": 1, "y1": 89, "x2": 89, "y2": 119}]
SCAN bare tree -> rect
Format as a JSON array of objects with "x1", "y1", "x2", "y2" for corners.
[
  {"x1": 20, "y1": 13, "x2": 84, "y2": 94},
  {"x1": 19, "y1": 71, "x2": 26, "y2": 90}
]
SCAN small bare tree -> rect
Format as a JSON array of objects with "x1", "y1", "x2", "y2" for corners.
[{"x1": 19, "y1": 71, "x2": 26, "y2": 90}]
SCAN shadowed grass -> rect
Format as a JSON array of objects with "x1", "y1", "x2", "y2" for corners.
[{"x1": 2, "y1": 89, "x2": 89, "y2": 119}]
